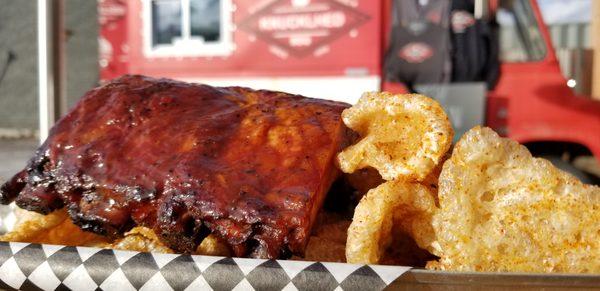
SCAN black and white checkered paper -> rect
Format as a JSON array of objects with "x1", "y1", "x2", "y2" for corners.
[
  {"x1": 0, "y1": 203, "x2": 410, "y2": 290},
  {"x1": 0, "y1": 241, "x2": 410, "y2": 291}
]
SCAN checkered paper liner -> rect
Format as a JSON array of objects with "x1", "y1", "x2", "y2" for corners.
[{"x1": 0, "y1": 204, "x2": 410, "y2": 291}]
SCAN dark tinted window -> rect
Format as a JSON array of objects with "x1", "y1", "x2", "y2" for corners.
[
  {"x1": 190, "y1": 0, "x2": 221, "y2": 42},
  {"x1": 151, "y1": 0, "x2": 182, "y2": 46},
  {"x1": 498, "y1": 0, "x2": 547, "y2": 62}
]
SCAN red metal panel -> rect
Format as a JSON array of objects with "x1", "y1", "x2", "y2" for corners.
[
  {"x1": 115, "y1": 0, "x2": 382, "y2": 79},
  {"x1": 99, "y1": 0, "x2": 129, "y2": 81},
  {"x1": 487, "y1": 0, "x2": 600, "y2": 158},
  {"x1": 99, "y1": 0, "x2": 600, "y2": 159},
  {"x1": 381, "y1": 0, "x2": 600, "y2": 159}
]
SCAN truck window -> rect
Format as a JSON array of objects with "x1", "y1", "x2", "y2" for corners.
[
  {"x1": 151, "y1": 0, "x2": 182, "y2": 46},
  {"x1": 497, "y1": 0, "x2": 547, "y2": 62},
  {"x1": 144, "y1": 0, "x2": 233, "y2": 57},
  {"x1": 190, "y1": 0, "x2": 221, "y2": 42}
]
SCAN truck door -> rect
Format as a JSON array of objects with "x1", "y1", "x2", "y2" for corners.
[{"x1": 486, "y1": 0, "x2": 563, "y2": 138}]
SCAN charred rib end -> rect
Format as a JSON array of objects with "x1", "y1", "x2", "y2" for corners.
[
  {"x1": 155, "y1": 196, "x2": 209, "y2": 253},
  {"x1": 15, "y1": 185, "x2": 64, "y2": 215},
  {"x1": 0, "y1": 170, "x2": 28, "y2": 204}
]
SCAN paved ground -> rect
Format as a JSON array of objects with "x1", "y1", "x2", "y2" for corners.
[{"x1": 0, "y1": 139, "x2": 38, "y2": 182}]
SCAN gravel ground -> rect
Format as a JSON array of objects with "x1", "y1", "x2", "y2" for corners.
[{"x1": 0, "y1": 139, "x2": 38, "y2": 182}]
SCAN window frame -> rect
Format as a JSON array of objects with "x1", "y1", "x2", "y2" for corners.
[
  {"x1": 142, "y1": 0, "x2": 235, "y2": 58},
  {"x1": 497, "y1": 0, "x2": 547, "y2": 63}
]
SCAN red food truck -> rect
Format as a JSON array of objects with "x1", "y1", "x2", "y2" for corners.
[
  {"x1": 99, "y1": 0, "x2": 382, "y2": 103},
  {"x1": 98, "y1": 0, "x2": 600, "y2": 182}
]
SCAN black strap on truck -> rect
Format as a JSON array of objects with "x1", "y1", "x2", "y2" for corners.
[{"x1": 450, "y1": 0, "x2": 500, "y2": 89}]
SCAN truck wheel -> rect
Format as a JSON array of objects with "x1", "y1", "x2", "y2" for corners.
[{"x1": 540, "y1": 155, "x2": 596, "y2": 185}]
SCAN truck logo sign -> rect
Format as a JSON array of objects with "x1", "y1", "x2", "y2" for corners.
[
  {"x1": 99, "y1": 0, "x2": 126, "y2": 26},
  {"x1": 398, "y1": 42, "x2": 434, "y2": 64},
  {"x1": 239, "y1": 0, "x2": 370, "y2": 57}
]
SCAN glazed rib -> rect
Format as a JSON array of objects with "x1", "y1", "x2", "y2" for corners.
[{"x1": 0, "y1": 75, "x2": 350, "y2": 258}]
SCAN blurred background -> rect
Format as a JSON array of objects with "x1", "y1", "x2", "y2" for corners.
[{"x1": 0, "y1": 0, "x2": 599, "y2": 184}]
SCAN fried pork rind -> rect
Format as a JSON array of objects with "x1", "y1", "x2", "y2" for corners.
[
  {"x1": 98, "y1": 227, "x2": 231, "y2": 256},
  {"x1": 430, "y1": 126, "x2": 600, "y2": 273},
  {"x1": 2, "y1": 208, "x2": 232, "y2": 256},
  {"x1": 0, "y1": 208, "x2": 68, "y2": 243},
  {"x1": 0, "y1": 209, "x2": 107, "y2": 246},
  {"x1": 337, "y1": 92, "x2": 453, "y2": 181},
  {"x1": 346, "y1": 180, "x2": 437, "y2": 264},
  {"x1": 96, "y1": 227, "x2": 174, "y2": 253},
  {"x1": 195, "y1": 234, "x2": 232, "y2": 256},
  {"x1": 295, "y1": 212, "x2": 351, "y2": 262},
  {"x1": 342, "y1": 92, "x2": 450, "y2": 264}
]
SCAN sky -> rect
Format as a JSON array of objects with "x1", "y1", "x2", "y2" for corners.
[{"x1": 537, "y1": 0, "x2": 591, "y2": 24}]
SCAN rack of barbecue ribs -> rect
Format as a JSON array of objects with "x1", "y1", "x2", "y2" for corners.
[{"x1": 0, "y1": 75, "x2": 352, "y2": 259}]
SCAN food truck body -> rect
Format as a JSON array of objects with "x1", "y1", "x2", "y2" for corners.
[{"x1": 99, "y1": 0, "x2": 600, "y2": 178}]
